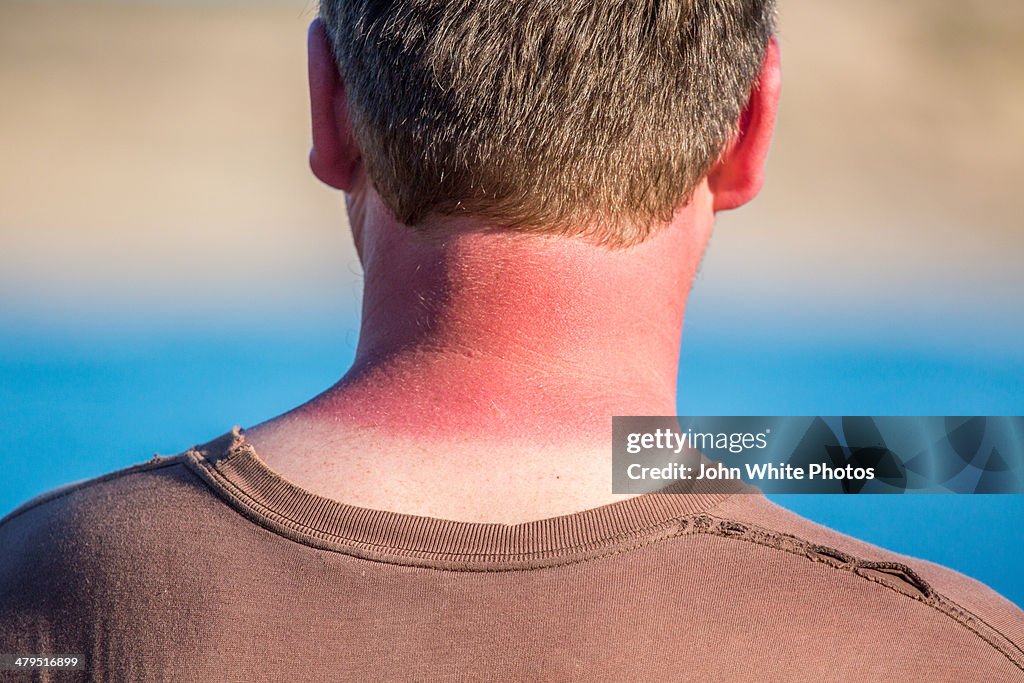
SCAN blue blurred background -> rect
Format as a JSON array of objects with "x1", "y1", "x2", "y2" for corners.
[{"x1": 1, "y1": 1, "x2": 1022, "y2": 606}]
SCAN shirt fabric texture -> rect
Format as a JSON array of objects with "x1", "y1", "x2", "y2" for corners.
[{"x1": 1, "y1": 428, "x2": 1022, "y2": 682}]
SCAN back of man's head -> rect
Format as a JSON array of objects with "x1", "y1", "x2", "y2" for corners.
[{"x1": 319, "y1": 0, "x2": 775, "y2": 247}]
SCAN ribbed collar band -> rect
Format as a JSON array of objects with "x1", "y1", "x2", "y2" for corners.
[{"x1": 183, "y1": 427, "x2": 749, "y2": 570}]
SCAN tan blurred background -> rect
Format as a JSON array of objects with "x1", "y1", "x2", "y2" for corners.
[{"x1": 0, "y1": 0, "x2": 1022, "y2": 341}]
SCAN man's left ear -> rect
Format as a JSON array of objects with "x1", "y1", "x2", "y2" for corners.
[
  {"x1": 708, "y1": 37, "x2": 781, "y2": 212},
  {"x1": 308, "y1": 18, "x2": 361, "y2": 191}
]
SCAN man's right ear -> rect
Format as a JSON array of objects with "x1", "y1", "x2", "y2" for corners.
[{"x1": 308, "y1": 18, "x2": 361, "y2": 191}]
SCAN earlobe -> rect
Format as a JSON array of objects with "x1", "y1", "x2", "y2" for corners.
[
  {"x1": 308, "y1": 18, "x2": 361, "y2": 191},
  {"x1": 709, "y1": 37, "x2": 782, "y2": 212}
]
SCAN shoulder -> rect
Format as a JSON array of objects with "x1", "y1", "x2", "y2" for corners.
[
  {"x1": 0, "y1": 430, "x2": 240, "y2": 542},
  {"x1": 0, "y1": 434, "x2": 248, "y2": 659},
  {"x1": 0, "y1": 453, "x2": 205, "y2": 548},
  {"x1": 703, "y1": 494, "x2": 1024, "y2": 676},
  {"x1": 0, "y1": 454, "x2": 203, "y2": 587},
  {"x1": 2, "y1": 453, "x2": 190, "y2": 526},
  {"x1": 0, "y1": 433, "x2": 240, "y2": 604}
]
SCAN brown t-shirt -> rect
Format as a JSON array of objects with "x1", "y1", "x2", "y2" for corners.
[{"x1": 1, "y1": 429, "x2": 1022, "y2": 682}]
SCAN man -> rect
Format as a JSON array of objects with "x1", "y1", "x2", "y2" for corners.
[{"x1": 2, "y1": 1, "x2": 1022, "y2": 680}]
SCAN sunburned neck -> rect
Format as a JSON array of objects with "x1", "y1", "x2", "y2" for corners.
[
  {"x1": 321, "y1": 194, "x2": 710, "y2": 439},
  {"x1": 244, "y1": 190, "x2": 715, "y2": 521}
]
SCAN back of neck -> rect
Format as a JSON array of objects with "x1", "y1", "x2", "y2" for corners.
[{"x1": 244, "y1": 194, "x2": 714, "y2": 520}]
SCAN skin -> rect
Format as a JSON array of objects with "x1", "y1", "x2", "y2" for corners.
[{"x1": 243, "y1": 20, "x2": 781, "y2": 523}]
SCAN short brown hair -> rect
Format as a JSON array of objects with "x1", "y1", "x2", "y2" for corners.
[{"x1": 320, "y1": 0, "x2": 776, "y2": 247}]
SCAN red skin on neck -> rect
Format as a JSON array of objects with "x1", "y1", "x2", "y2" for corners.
[{"x1": 280, "y1": 183, "x2": 715, "y2": 447}]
